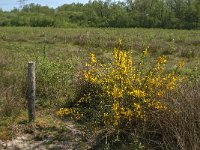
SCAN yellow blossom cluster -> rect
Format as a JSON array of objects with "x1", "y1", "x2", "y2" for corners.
[
  {"x1": 81, "y1": 47, "x2": 183, "y2": 128},
  {"x1": 57, "y1": 108, "x2": 83, "y2": 120},
  {"x1": 57, "y1": 108, "x2": 72, "y2": 117}
]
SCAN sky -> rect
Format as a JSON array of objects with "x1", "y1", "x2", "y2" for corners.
[{"x1": 0, "y1": 0, "x2": 90, "y2": 11}]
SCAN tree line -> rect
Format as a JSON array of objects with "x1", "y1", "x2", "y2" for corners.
[{"x1": 0, "y1": 0, "x2": 199, "y2": 29}]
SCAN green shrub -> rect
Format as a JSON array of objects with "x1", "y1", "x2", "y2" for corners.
[{"x1": 36, "y1": 56, "x2": 74, "y2": 105}]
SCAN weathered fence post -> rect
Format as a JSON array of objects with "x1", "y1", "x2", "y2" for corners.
[{"x1": 27, "y1": 61, "x2": 36, "y2": 122}]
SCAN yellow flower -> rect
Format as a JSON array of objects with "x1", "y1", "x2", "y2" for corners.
[
  {"x1": 57, "y1": 108, "x2": 72, "y2": 117},
  {"x1": 158, "y1": 55, "x2": 167, "y2": 64},
  {"x1": 151, "y1": 101, "x2": 167, "y2": 110},
  {"x1": 157, "y1": 91, "x2": 164, "y2": 97},
  {"x1": 134, "y1": 103, "x2": 141, "y2": 110},
  {"x1": 129, "y1": 89, "x2": 145, "y2": 98},
  {"x1": 111, "y1": 85, "x2": 123, "y2": 99},
  {"x1": 113, "y1": 120, "x2": 119, "y2": 127},
  {"x1": 143, "y1": 46, "x2": 149, "y2": 56},
  {"x1": 85, "y1": 62, "x2": 91, "y2": 67},
  {"x1": 112, "y1": 102, "x2": 120, "y2": 111},
  {"x1": 124, "y1": 109, "x2": 133, "y2": 121},
  {"x1": 90, "y1": 53, "x2": 96, "y2": 63},
  {"x1": 177, "y1": 60, "x2": 185, "y2": 68}
]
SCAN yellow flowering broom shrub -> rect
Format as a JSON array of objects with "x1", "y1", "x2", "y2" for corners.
[{"x1": 58, "y1": 45, "x2": 184, "y2": 130}]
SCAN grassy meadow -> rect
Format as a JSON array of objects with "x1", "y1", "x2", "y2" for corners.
[{"x1": 0, "y1": 27, "x2": 200, "y2": 149}]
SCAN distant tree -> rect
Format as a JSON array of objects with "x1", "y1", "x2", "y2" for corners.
[
  {"x1": 0, "y1": 0, "x2": 198, "y2": 29},
  {"x1": 18, "y1": 0, "x2": 28, "y2": 9}
]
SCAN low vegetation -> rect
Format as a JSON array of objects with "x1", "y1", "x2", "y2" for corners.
[{"x1": 0, "y1": 27, "x2": 200, "y2": 149}]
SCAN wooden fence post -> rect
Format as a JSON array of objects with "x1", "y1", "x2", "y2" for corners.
[{"x1": 27, "y1": 61, "x2": 36, "y2": 122}]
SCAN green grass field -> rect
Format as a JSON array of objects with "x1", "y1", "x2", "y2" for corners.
[{"x1": 0, "y1": 27, "x2": 200, "y2": 149}]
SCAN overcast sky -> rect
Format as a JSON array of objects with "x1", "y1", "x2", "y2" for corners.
[{"x1": 0, "y1": 0, "x2": 90, "y2": 11}]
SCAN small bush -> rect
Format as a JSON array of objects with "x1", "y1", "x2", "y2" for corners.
[
  {"x1": 58, "y1": 44, "x2": 185, "y2": 149},
  {"x1": 36, "y1": 56, "x2": 74, "y2": 105}
]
